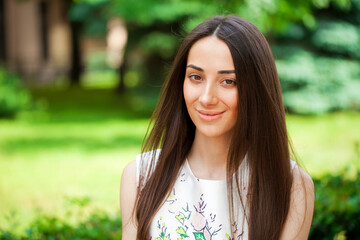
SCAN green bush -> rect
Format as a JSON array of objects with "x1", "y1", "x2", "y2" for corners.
[
  {"x1": 272, "y1": 1, "x2": 360, "y2": 115},
  {"x1": 0, "y1": 197, "x2": 122, "y2": 240},
  {"x1": 310, "y1": 170, "x2": 360, "y2": 239},
  {"x1": 0, "y1": 67, "x2": 31, "y2": 118},
  {"x1": 312, "y1": 21, "x2": 360, "y2": 59},
  {"x1": 275, "y1": 50, "x2": 360, "y2": 114}
]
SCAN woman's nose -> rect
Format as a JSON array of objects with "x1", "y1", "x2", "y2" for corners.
[{"x1": 199, "y1": 82, "x2": 218, "y2": 106}]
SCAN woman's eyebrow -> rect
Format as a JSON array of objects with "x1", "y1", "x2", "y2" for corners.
[
  {"x1": 186, "y1": 64, "x2": 235, "y2": 74},
  {"x1": 218, "y1": 70, "x2": 235, "y2": 74},
  {"x1": 187, "y1": 64, "x2": 203, "y2": 72}
]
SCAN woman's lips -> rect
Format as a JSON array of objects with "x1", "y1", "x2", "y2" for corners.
[{"x1": 197, "y1": 110, "x2": 225, "y2": 121}]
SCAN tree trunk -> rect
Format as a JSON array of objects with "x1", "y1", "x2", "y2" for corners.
[
  {"x1": 39, "y1": 0, "x2": 48, "y2": 61},
  {"x1": 116, "y1": 65, "x2": 125, "y2": 93},
  {"x1": 0, "y1": 0, "x2": 6, "y2": 64},
  {"x1": 69, "y1": 20, "x2": 82, "y2": 86},
  {"x1": 65, "y1": 0, "x2": 82, "y2": 87}
]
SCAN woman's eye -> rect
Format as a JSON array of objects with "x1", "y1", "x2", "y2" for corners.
[
  {"x1": 189, "y1": 75, "x2": 201, "y2": 81},
  {"x1": 222, "y1": 79, "x2": 236, "y2": 85}
]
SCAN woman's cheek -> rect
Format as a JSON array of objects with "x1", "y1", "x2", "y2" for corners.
[{"x1": 183, "y1": 80, "x2": 200, "y2": 106}]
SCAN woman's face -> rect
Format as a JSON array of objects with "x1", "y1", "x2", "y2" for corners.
[{"x1": 183, "y1": 36, "x2": 238, "y2": 139}]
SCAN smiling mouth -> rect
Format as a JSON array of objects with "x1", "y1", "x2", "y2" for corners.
[{"x1": 197, "y1": 110, "x2": 225, "y2": 121}]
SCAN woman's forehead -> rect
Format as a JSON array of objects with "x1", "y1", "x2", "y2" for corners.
[{"x1": 186, "y1": 36, "x2": 235, "y2": 72}]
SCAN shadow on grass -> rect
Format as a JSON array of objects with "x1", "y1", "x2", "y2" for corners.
[
  {"x1": 29, "y1": 87, "x2": 160, "y2": 123},
  {"x1": 1, "y1": 135, "x2": 144, "y2": 154}
]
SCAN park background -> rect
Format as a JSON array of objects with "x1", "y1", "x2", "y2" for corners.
[{"x1": 0, "y1": 0, "x2": 359, "y2": 239}]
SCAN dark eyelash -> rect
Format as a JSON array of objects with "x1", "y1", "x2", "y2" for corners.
[
  {"x1": 189, "y1": 74, "x2": 201, "y2": 80},
  {"x1": 223, "y1": 79, "x2": 236, "y2": 85}
]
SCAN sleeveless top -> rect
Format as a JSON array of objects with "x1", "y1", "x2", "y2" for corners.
[{"x1": 136, "y1": 150, "x2": 297, "y2": 240}]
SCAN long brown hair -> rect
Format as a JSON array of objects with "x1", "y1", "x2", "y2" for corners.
[{"x1": 135, "y1": 15, "x2": 293, "y2": 240}]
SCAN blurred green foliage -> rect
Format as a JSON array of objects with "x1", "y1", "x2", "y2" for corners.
[
  {"x1": 275, "y1": 50, "x2": 360, "y2": 114},
  {"x1": 310, "y1": 170, "x2": 360, "y2": 239},
  {"x1": 312, "y1": 20, "x2": 360, "y2": 58},
  {"x1": 103, "y1": 0, "x2": 354, "y2": 32},
  {"x1": 273, "y1": 0, "x2": 360, "y2": 114},
  {"x1": 139, "y1": 32, "x2": 178, "y2": 59},
  {"x1": 0, "y1": 67, "x2": 32, "y2": 118},
  {"x1": 0, "y1": 197, "x2": 122, "y2": 240},
  {"x1": 69, "y1": 0, "x2": 109, "y2": 36}
]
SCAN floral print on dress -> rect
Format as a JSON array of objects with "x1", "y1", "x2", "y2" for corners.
[
  {"x1": 165, "y1": 191, "x2": 225, "y2": 240},
  {"x1": 224, "y1": 222, "x2": 244, "y2": 240},
  {"x1": 190, "y1": 194, "x2": 222, "y2": 240},
  {"x1": 148, "y1": 164, "x2": 248, "y2": 240},
  {"x1": 154, "y1": 217, "x2": 171, "y2": 240}
]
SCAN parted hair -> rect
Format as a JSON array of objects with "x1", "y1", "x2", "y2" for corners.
[{"x1": 135, "y1": 15, "x2": 293, "y2": 240}]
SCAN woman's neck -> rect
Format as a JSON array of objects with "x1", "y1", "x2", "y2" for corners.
[{"x1": 187, "y1": 130, "x2": 231, "y2": 180}]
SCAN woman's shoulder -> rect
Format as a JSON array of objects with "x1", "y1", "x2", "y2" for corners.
[
  {"x1": 291, "y1": 163, "x2": 314, "y2": 196},
  {"x1": 135, "y1": 149, "x2": 162, "y2": 187},
  {"x1": 120, "y1": 160, "x2": 137, "y2": 193},
  {"x1": 121, "y1": 149, "x2": 162, "y2": 188},
  {"x1": 280, "y1": 162, "x2": 315, "y2": 239},
  {"x1": 120, "y1": 160, "x2": 137, "y2": 238},
  {"x1": 289, "y1": 160, "x2": 314, "y2": 197},
  {"x1": 289, "y1": 160, "x2": 313, "y2": 186}
]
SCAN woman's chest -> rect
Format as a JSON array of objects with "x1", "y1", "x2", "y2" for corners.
[{"x1": 148, "y1": 168, "x2": 248, "y2": 240}]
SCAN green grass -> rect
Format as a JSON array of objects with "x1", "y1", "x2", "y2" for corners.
[
  {"x1": 0, "y1": 87, "x2": 359, "y2": 232},
  {"x1": 0, "y1": 120, "x2": 145, "y2": 231},
  {"x1": 0, "y1": 87, "x2": 156, "y2": 231},
  {"x1": 287, "y1": 112, "x2": 360, "y2": 177}
]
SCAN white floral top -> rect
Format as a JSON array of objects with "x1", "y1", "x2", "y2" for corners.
[{"x1": 136, "y1": 150, "x2": 296, "y2": 240}]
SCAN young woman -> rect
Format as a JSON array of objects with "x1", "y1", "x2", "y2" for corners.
[{"x1": 120, "y1": 15, "x2": 315, "y2": 240}]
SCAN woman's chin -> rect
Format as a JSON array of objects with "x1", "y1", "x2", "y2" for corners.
[{"x1": 195, "y1": 127, "x2": 233, "y2": 139}]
